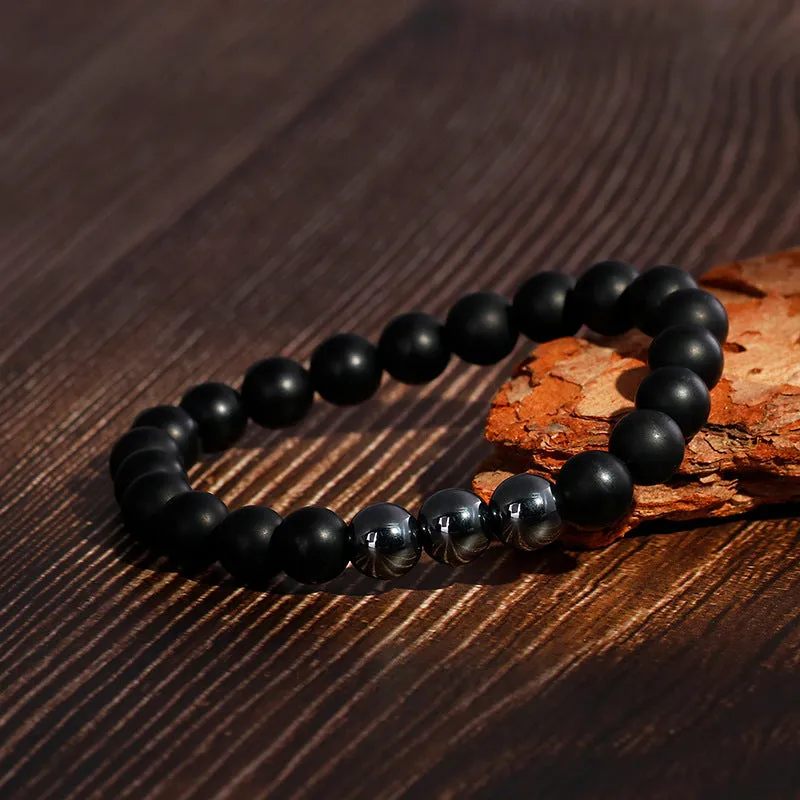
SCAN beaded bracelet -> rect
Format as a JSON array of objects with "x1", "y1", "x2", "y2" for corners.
[{"x1": 109, "y1": 262, "x2": 728, "y2": 585}]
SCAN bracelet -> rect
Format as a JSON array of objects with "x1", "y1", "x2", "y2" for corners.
[{"x1": 109, "y1": 262, "x2": 728, "y2": 585}]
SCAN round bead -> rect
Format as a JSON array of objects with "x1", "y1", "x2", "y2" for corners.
[
  {"x1": 348, "y1": 503, "x2": 422, "y2": 579},
  {"x1": 654, "y1": 288, "x2": 729, "y2": 343},
  {"x1": 377, "y1": 312, "x2": 450, "y2": 384},
  {"x1": 512, "y1": 272, "x2": 581, "y2": 343},
  {"x1": 114, "y1": 449, "x2": 185, "y2": 503},
  {"x1": 445, "y1": 292, "x2": 518, "y2": 365},
  {"x1": 555, "y1": 451, "x2": 634, "y2": 529},
  {"x1": 272, "y1": 506, "x2": 350, "y2": 584},
  {"x1": 489, "y1": 473, "x2": 563, "y2": 551},
  {"x1": 621, "y1": 265, "x2": 698, "y2": 336},
  {"x1": 121, "y1": 471, "x2": 191, "y2": 540},
  {"x1": 132, "y1": 405, "x2": 200, "y2": 467},
  {"x1": 309, "y1": 333, "x2": 382, "y2": 406},
  {"x1": 417, "y1": 488, "x2": 493, "y2": 565},
  {"x1": 214, "y1": 506, "x2": 283, "y2": 584},
  {"x1": 648, "y1": 323, "x2": 724, "y2": 388},
  {"x1": 609, "y1": 410, "x2": 685, "y2": 485},
  {"x1": 568, "y1": 260, "x2": 638, "y2": 336},
  {"x1": 180, "y1": 382, "x2": 248, "y2": 452},
  {"x1": 241, "y1": 357, "x2": 314, "y2": 428},
  {"x1": 635, "y1": 366, "x2": 711, "y2": 438},
  {"x1": 109, "y1": 426, "x2": 182, "y2": 478},
  {"x1": 155, "y1": 491, "x2": 228, "y2": 563}
]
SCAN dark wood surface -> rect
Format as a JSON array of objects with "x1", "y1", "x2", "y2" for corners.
[{"x1": 1, "y1": 1, "x2": 799, "y2": 797}]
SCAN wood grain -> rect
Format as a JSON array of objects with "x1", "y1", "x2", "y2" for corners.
[{"x1": 0, "y1": 1, "x2": 798, "y2": 798}]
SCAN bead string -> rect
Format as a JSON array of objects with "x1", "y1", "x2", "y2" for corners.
[{"x1": 109, "y1": 262, "x2": 728, "y2": 585}]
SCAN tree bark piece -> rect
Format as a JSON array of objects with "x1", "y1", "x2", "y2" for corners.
[{"x1": 473, "y1": 249, "x2": 800, "y2": 548}]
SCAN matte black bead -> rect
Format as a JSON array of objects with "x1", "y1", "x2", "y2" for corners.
[
  {"x1": 568, "y1": 260, "x2": 638, "y2": 336},
  {"x1": 309, "y1": 333, "x2": 382, "y2": 406},
  {"x1": 214, "y1": 506, "x2": 283, "y2": 584},
  {"x1": 621, "y1": 265, "x2": 698, "y2": 336},
  {"x1": 418, "y1": 488, "x2": 493, "y2": 565},
  {"x1": 635, "y1": 366, "x2": 711, "y2": 438},
  {"x1": 114, "y1": 449, "x2": 185, "y2": 503},
  {"x1": 121, "y1": 471, "x2": 191, "y2": 540},
  {"x1": 512, "y1": 272, "x2": 581, "y2": 342},
  {"x1": 609, "y1": 410, "x2": 685, "y2": 485},
  {"x1": 272, "y1": 506, "x2": 350, "y2": 584},
  {"x1": 155, "y1": 490, "x2": 228, "y2": 563},
  {"x1": 241, "y1": 357, "x2": 314, "y2": 428},
  {"x1": 109, "y1": 426, "x2": 182, "y2": 478},
  {"x1": 654, "y1": 288, "x2": 729, "y2": 343},
  {"x1": 133, "y1": 405, "x2": 200, "y2": 467},
  {"x1": 348, "y1": 503, "x2": 422, "y2": 579},
  {"x1": 555, "y1": 451, "x2": 634, "y2": 529},
  {"x1": 180, "y1": 382, "x2": 248, "y2": 452},
  {"x1": 648, "y1": 323, "x2": 724, "y2": 388},
  {"x1": 378, "y1": 312, "x2": 450, "y2": 384},
  {"x1": 489, "y1": 473, "x2": 564, "y2": 551},
  {"x1": 445, "y1": 292, "x2": 518, "y2": 365}
]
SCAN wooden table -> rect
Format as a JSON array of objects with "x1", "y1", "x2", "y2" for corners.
[{"x1": 1, "y1": 1, "x2": 798, "y2": 797}]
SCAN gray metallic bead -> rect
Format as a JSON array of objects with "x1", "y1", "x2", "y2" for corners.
[
  {"x1": 489, "y1": 473, "x2": 563, "y2": 551},
  {"x1": 418, "y1": 488, "x2": 493, "y2": 566},
  {"x1": 348, "y1": 502, "x2": 422, "y2": 580}
]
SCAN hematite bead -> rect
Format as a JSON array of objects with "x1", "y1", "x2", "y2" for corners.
[
  {"x1": 132, "y1": 405, "x2": 200, "y2": 467},
  {"x1": 418, "y1": 488, "x2": 493, "y2": 565},
  {"x1": 273, "y1": 506, "x2": 350, "y2": 584},
  {"x1": 654, "y1": 288, "x2": 729, "y2": 343},
  {"x1": 348, "y1": 502, "x2": 422, "y2": 579},
  {"x1": 445, "y1": 292, "x2": 518, "y2": 365},
  {"x1": 310, "y1": 333, "x2": 382, "y2": 406},
  {"x1": 241, "y1": 357, "x2": 314, "y2": 428},
  {"x1": 635, "y1": 366, "x2": 711, "y2": 439},
  {"x1": 489, "y1": 473, "x2": 563, "y2": 551},
  {"x1": 555, "y1": 451, "x2": 633, "y2": 529},
  {"x1": 214, "y1": 506, "x2": 283, "y2": 584},
  {"x1": 180, "y1": 382, "x2": 248, "y2": 453},
  {"x1": 621, "y1": 265, "x2": 698, "y2": 336},
  {"x1": 648, "y1": 323, "x2": 724, "y2": 389},
  {"x1": 114, "y1": 449, "x2": 185, "y2": 503},
  {"x1": 609, "y1": 410, "x2": 685, "y2": 485},
  {"x1": 512, "y1": 272, "x2": 581, "y2": 343},
  {"x1": 568, "y1": 260, "x2": 638, "y2": 336},
  {"x1": 378, "y1": 312, "x2": 450, "y2": 384},
  {"x1": 109, "y1": 426, "x2": 182, "y2": 478},
  {"x1": 121, "y1": 471, "x2": 191, "y2": 540},
  {"x1": 156, "y1": 490, "x2": 228, "y2": 563}
]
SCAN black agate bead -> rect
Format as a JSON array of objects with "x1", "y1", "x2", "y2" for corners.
[
  {"x1": 109, "y1": 426, "x2": 182, "y2": 478},
  {"x1": 622, "y1": 265, "x2": 698, "y2": 336},
  {"x1": 609, "y1": 410, "x2": 685, "y2": 485},
  {"x1": 241, "y1": 357, "x2": 314, "y2": 428},
  {"x1": 418, "y1": 488, "x2": 493, "y2": 565},
  {"x1": 156, "y1": 491, "x2": 228, "y2": 564},
  {"x1": 635, "y1": 366, "x2": 711, "y2": 439},
  {"x1": 445, "y1": 293, "x2": 518, "y2": 365},
  {"x1": 132, "y1": 405, "x2": 200, "y2": 467},
  {"x1": 348, "y1": 503, "x2": 422, "y2": 579},
  {"x1": 180, "y1": 382, "x2": 248, "y2": 453},
  {"x1": 214, "y1": 506, "x2": 283, "y2": 584},
  {"x1": 378, "y1": 313, "x2": 450, "y2": 384},
  {"x1": 121, "y1": 470, "x2": 191, "y2": 540},
  {"x1": 512, "y1": 272, "x2": 581, "y2": 342},
  {"x1": 648, "y1": 324, "x2": 724, "y2": 389},
  {"x1": 654, "y1": 288, "x2": 729, "y2": 343},
  {"x1": 114, "y1": 449, "x2": 185, "y2": 503},
  {"x1": 490, "y1": 473, "x2": 563, "y2": 551},
  {"x1": 568, "y1": 260, "x2": 638, "y2": 336},
  {"x1": 310, "y1": 333, "x2": 382, "y2": 406}
]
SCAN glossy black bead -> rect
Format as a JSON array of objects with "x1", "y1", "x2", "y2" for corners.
[
  {"x1": 156, "y1": 491, "x2": 228, "y2": 563},
  {"x1": 109, "y1": 426, "x2": 182, "y2": 478},
  {"x1": 622, "y1": 265, "x2": 698, "y2": 336},
  {"x1": 489, "y1": 473, "x2": 564, "y2": 551},
  {"x1": 348, "y1": 503, "x2": 422, "y2": 579},
  {"x1": 512, "y1": 271, "x2": 581, "y2": 342},
  {"x1": 378, "y1": 312, "x2": 450, "y2": 384},
  {"x1": 241, "y1": 357, "x2": 314, "y2": 428},
  {"x1": 609, "y1": 410, "x2": 685, "y2": 485},
  {"x1": 445, "y1": 292, "x2": 518, "y2": 365},
  {"x1": 214, "y1": 506, "x2": 283, "y2": 584},
  {"x1": 555, "y1": 451, "x2": 634, "y2": 529},
  {"x1": 654, "y1": 288, "x2": 729, "y2": 343},
  {"x1": 635, "y1": 366, "x2": 711, "y2": 438},
  {"x1": 114, "y1": 449, "x2": 185, "y2": 503},
  {"x1": 568, "y1": 260, "x2": 638, "y2": 336},
  {"x1": 180, "y1": 382, "x2": 248, "y2": 452},
  {"x1": 272, "y1": 506, "x2": 350, "y2": 584},
  {"x1": 309, "y1": 333, "x2": 382, "y2": 406},
  {"x1": 648, "y1": 323, "x2": 724, "y2": 388},
  {"x1": 121, "y1": 470, "x2": 191, "y2": 540},
  {"x1": 418, "y1": 488, "x2": 493, "y2": 565},
  {"x1": 133, "y1": 405, "x2": 200, "y2": 467}
]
